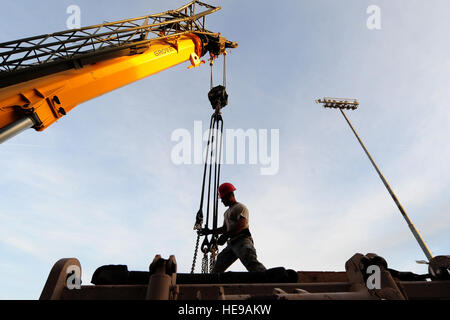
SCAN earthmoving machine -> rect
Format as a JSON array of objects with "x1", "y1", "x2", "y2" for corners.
[{"x1": 1, "y1": 1, "x2": 449, "y2": 300}]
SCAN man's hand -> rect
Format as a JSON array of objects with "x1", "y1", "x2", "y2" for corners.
[
  {"x1": 198, "y1": 227, "x2": 211, "y2": 236},
  {"x1": 217, "y1": 233, "x2": 229, "y2": 246}
]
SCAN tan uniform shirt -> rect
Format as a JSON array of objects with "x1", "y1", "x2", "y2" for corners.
[{"x1": 224, "y1": 202, "x2": 249, "y2": 233}]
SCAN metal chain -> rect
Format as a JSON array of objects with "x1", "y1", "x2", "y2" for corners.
[
  {"x1": 190, "y1": 233, "x2": 200, "y2": 274},
  {"x1": 201, "y1": 252, "x2": 209, "y2": 274},
  {"x1": 209, "y1": 255, "x2": 214, "y2": 273},
  {"x1": 209, "y1": 247, "x2": 217, "y2": 273}
]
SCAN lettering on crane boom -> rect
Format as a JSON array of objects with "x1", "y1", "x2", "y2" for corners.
[{"x1": 154, "y1": 47, "x2": 176, "y2": 56}]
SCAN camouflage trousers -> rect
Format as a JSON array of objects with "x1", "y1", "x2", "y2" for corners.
[{"x1": 212, "y1": 235, "x2": 266, "y2": 273}]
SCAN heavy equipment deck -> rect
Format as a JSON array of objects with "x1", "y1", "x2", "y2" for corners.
[{"x1": 40, "y1": 253, "x2": 450, "y2": 300}]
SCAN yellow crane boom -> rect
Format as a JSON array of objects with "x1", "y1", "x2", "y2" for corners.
[{"x1": 0, "y1": 1, "x2": 237, "y2": 143}]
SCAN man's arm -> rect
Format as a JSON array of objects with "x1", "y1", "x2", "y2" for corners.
[
  {"x1": 228, "y1": 216, "x2": 247, "y2": 236},
  {"x1": 224, "y1": 205, "x2": 248, "y2": 236},
  {"x1": 211, "y1": 225, "x2": 227, "y2": 235},
  {"x1": 213, "y1": 212, "x2": 246, "y2": 236}
]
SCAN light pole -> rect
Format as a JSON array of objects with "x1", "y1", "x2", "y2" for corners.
[{"x1": 316, "y1": 97, "x2": 434, "y2": 261}]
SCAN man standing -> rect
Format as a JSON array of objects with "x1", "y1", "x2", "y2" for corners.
[{"x1": 200, "y1": 182, "x2": 266, "y2": 273}]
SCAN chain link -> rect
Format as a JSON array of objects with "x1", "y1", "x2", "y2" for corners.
[
  {"x1": 209, "y1": 247, "x2": 217, "y2": 273},
  {"x1": 190, "y1": 233, "x2": 200, "y2": 274},
  {"x1": 201, "y1": 252, "x2": 209, "y2": 274}
]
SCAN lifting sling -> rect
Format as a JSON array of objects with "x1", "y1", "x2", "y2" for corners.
[{"x1": 191, "y1": 54, "x2": 228, "y2": 274}]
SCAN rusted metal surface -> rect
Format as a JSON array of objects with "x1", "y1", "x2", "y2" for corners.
[
  {"x1": 61, "y1": 285, "x2": 147, "y2": 300},
  {"x1": 56, "y1": 280, "x2": 450, "y2": 300},
  {"x1": 429, "y1": 255, "x2": 450, "y2": 280},
  {"x1": 297, "y1": 271, "x2": 348, "y2": 283},
  {"x1": 40, "y1": 258, "x2": 81, "y2": 300},
  {"x1": 194, "y1": 286, "x2": 226, "y2": 300},
  {"x1": 146, "y1": 255, "x2": 177, "y2": 300},
  {"x1": 345, "y1": 253, "x2": 405, "y2": 300},
  {"x1": 176, "y1": 282, "x2": 352, "y2": 300},
  {"x1": 40, "y1": 252, "x2": 450, "y2": 300},
  {"x1": 400, "y1": 281, "x2": 450, "y2": 300},
  {"x1": 92, "y1": 266, "x2": 299, "y2": 285},
  {"x1": 271, "y1": 288, "x2": 375, "y2": 300}
]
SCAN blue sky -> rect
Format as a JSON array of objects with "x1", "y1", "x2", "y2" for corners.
[{"x1": 1, "y1": 0, "x2": 449, "y2": 299}]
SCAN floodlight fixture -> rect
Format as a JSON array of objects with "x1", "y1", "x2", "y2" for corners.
[{"x1": 316, "y1": 97, "x2": 359, "y2": 110}]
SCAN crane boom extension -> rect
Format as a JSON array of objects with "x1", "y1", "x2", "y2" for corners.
[{"x1": 0, "y1": 1, "x2": 237, "y2": 143}]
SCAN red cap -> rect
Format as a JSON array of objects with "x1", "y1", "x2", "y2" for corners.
[{"x1": 218, "y1": 182, "x2": 236, "y2": 199}]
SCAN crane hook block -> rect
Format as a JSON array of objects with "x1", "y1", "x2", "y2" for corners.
[{"x1": 208, "y1": 85, "x2": 228, "y2": 110}]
